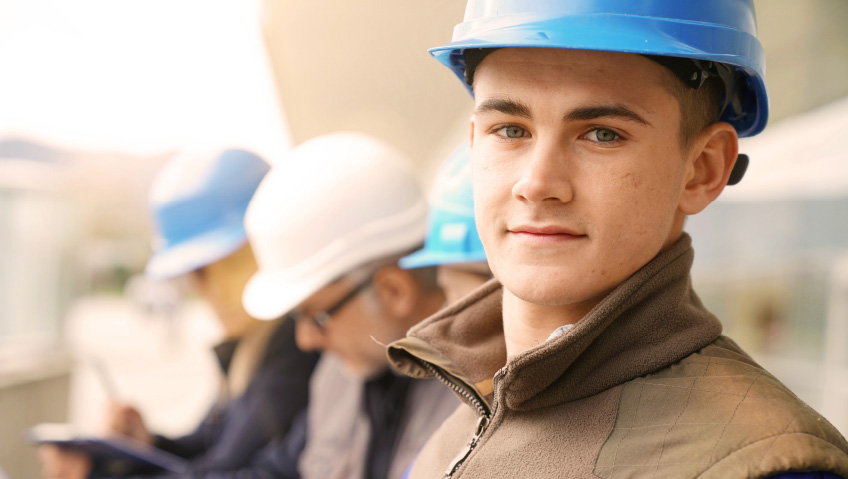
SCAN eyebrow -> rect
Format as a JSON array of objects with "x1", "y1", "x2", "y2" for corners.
[
  {"x1": 474, "y1": 98, "x2": 652, "y2": 127},
  {"x1": 564, "y1": 104, "x2": 651, "y2": 126},
  {"x1": 474, "y1": 98, "x2": 532, "y2": 119}
]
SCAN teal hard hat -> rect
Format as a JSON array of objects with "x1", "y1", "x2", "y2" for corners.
[
  {"x1": 145, "y1": 148, "x2": 270, "y2": 280},
  {"x1": 431, "y1": 0, "x2": 768, "y2": 138},
  {"x1": 400, "y1": 142, "x2": 486, "y2": 269}
]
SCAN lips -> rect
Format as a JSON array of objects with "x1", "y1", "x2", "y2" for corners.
[{"x1": 508, "y1": 224, "x2": 586, "y2": 243}]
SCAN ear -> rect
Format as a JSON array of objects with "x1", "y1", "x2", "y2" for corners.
[
  {"x1": 188, "y1": 267, "x2": 210, "y2": 294},
  {"x1": 678, "y1": 122, "x2": 739, "y2": 215},
  {"x1": 371, "y1": 265, "x2": 418, "y2": 320}
]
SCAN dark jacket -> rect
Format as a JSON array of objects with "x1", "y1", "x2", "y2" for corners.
[
  {"x1": 92, "y1": 317, "x2": 319, "y2": 478},
  {"x1": 149, "y1": 354, "x2": 459, "y2": 479},
  {"x1": 388, "y1": 234, "x2": 848, "y2": 479}
]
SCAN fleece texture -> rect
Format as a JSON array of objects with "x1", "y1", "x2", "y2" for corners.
[{"x1": 387, "y1": 234, "x2": 848, "y2": 478}]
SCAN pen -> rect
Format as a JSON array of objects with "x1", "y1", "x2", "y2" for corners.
[{"x1": 91, "y1": 359, "x2": 119, "y2": 400}]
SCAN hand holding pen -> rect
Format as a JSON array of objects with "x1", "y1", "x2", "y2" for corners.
[{"x1": 91, "y1": 359, "x2": 153, "y2": 446}]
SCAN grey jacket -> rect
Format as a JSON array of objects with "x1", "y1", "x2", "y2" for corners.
[{"x1": 299, "y1": 354, "x2": 459, "y2": 479}]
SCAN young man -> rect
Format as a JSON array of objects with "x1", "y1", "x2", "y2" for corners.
[
  {"x1": 241, "y1": 132, "x2": 459, "y2": 479},
  {"x1": 388, "y1": 2, "x2": 848, "y2": 478},
  {"x1": 40, "y1": 149, "x2": 319, "y2": 479},
  {"x1": 399, "y1": 141, "x2": 491, "y2": 304}
]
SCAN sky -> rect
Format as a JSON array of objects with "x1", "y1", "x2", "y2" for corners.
[{"x1": 0, "y1": 0, "x2": 291, "y2": 160}]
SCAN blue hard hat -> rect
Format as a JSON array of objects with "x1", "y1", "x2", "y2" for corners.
[
  {"x1": 431, "y1": 0, "x2": 768, "y2": 137},
  {"x1": 400, "y1": 142, "x2": 486, "y2": 269},
  {"x1": 145, "y1": 148, "x2": 270, "y2": 280}
]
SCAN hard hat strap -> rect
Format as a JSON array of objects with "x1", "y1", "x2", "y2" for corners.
[{"x1": 644, "y1": 55, "x2": 747, "y2": 123}]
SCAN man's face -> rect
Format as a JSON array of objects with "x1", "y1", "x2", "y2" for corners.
[
  {"x1": 293, "y1": 277, "x2": 398, "y2": 379},
  {"x1": 471, "y1": 48, "x2": 690, "y2": 312}
]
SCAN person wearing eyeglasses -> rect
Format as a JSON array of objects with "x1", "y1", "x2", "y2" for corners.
[{"x1": 241, "y1": 132, "x2": 460, "y2": 479}]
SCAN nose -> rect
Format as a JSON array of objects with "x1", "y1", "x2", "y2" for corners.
[
  {"x1": 511, "y1": 138, "x2": 574, "y2": 204},
  {"x1": 294, "y1": 319, "x2": 326, "y2": 352}
]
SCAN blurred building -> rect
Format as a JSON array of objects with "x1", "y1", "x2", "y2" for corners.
[
  {"x1": 0, "y1": 140, "x2": 76, "y2": 478},
  {"x1": 689, "y1": 95, "x2": 848, "y2": 431}
]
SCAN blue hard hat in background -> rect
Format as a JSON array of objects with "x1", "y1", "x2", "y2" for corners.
[
  {"x1": 400, "y1": 142, "x2": 486, "y2": 269},
  {"x1": 431, "y1": 0, "x2": 768, "y2": 137},
  {"x1": 145, "y1": 148, "x2": 270, "y2": 280}
]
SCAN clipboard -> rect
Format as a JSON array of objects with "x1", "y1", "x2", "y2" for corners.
[{"x1": 27, "y1": 423, "x2": 188, "y2": 474}]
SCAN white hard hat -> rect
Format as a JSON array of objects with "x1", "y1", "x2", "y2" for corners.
[{"x1": 242, "y1": 132, "x2": 428, "y2": 320}]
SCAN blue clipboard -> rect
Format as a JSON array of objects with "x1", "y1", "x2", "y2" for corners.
[{"x1": 27, "y1": 423, "x2": 188, "y2": 474}]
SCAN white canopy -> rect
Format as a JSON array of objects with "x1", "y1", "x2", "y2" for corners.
[{"x1": 721, "y1": 96, "x2": 848, "y2": 202}]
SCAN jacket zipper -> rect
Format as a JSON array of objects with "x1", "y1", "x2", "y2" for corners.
[
  {"x1": 417, "y1": 360, "x2": 489, "y2": 417},
  {"x1": 443, "y1": 414, "x2": 489, "y2": 478},
  {"x1": 416, "y1": 360, "x2": 494, "y2": 478}
]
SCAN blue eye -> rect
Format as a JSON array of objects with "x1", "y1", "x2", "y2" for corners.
[
  {"x1": 592, "y1": 129, "x2": 618, "y2": 142},
  {"x1": 498, "y1": 126, "x2": 526, "y2": 138}
]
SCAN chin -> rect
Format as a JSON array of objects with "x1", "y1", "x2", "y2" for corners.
[
  {"x1": 508, "y1": 283, "x2": 581, "y2": 307},
  {"x1": 499, "y1": 265, "x2": 610, "y2": 308}
]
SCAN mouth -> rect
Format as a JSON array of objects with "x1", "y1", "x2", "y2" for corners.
[{"x1": 508, "y1": 225, "x2": 586, "y2": 244}]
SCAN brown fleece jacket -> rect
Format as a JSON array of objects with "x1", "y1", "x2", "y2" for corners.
[{"x1": 388, "y1": 234, "x2": 848, "y2": 479}]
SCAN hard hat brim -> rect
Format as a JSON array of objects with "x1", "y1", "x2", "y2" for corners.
[
  {"x1": 243, "y1": 212, "x2": 429, "y2": 321},
  {"x1": 242, "y1": 266, "x2": 340, "y2": 322},
  {"x1": 145, "y1": 224, "x2": 247, "y2": 281},
  {"x1": 399, "y1": 248, "x2": 488, "y2": 270}
]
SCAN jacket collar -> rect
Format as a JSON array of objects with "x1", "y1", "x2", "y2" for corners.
[
  {"x1": 388, "y1": 233, "x2": 723, "y2": 411},
  {"x1": 213, "y1": 338, "x2": 240, "y2": 374}
]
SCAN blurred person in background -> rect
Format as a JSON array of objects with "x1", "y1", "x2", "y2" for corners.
[
  {"x1": 241, "y1": 132, "x2": 459, "y2": 479},
  {"x1": 387, "y1": 1, "x2": 848, "y2": 478},
  {"x1": 399, "y1": 142, "x2": 491, "y2": 303},
  {"x1": 40, "y1": 149, "x2": 320, "y2": 478}
]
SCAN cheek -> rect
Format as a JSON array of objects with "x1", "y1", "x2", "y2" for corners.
[
  {"x1": 472, "y1": 177, "x2": 504, "y2": 274},
  {"x1": 472, "y1": 151, "x2": 515, "y2": 226},
  {"x1": 611, "y1": 171, "x2": 654, "y2": 232},
  {"x1": 340, "y1": 303, "x2": 383, "y2": 344},
  {"x1": 601, "y1": 160, "x2": 683, "y2": 249}
]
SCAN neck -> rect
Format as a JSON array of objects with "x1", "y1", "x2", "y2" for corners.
[
  {"x1": 501, "y1": 289, "x2": 598, "y2": 358},
  {"x1": 220, "y1": 313, "x2": 261, "y2": 339}
]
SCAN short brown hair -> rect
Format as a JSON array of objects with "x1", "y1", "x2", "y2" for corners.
[{"x1": 658, "y1": 71, "x2": 724, "y2": 152}]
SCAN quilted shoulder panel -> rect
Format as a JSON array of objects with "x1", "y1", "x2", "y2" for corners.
[{"x1": 594, "y1": 338, "x2": 848, "y2": 479}]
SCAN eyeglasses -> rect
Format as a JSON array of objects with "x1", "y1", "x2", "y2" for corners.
[{"x1": 289, "y1": 276, "x2": 373, "y2": 330}]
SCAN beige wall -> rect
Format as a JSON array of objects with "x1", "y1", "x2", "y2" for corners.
[
  {"x1": 756, "y1": 0, "x2": 848, "y2": 124},
  {"x1": 260, "y1": 0, "x2": 473, "y2": 180},
  {"x1": 0, "y1": 371, "x2": 70, "y2": 479},
  {"x1": 260, "y1": 0, "x2": 848, "y2": 179}
]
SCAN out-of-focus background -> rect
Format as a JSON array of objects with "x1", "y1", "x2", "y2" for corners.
[{"x1": 0, "y1": 1, "x2": 846, "y2": 477}]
